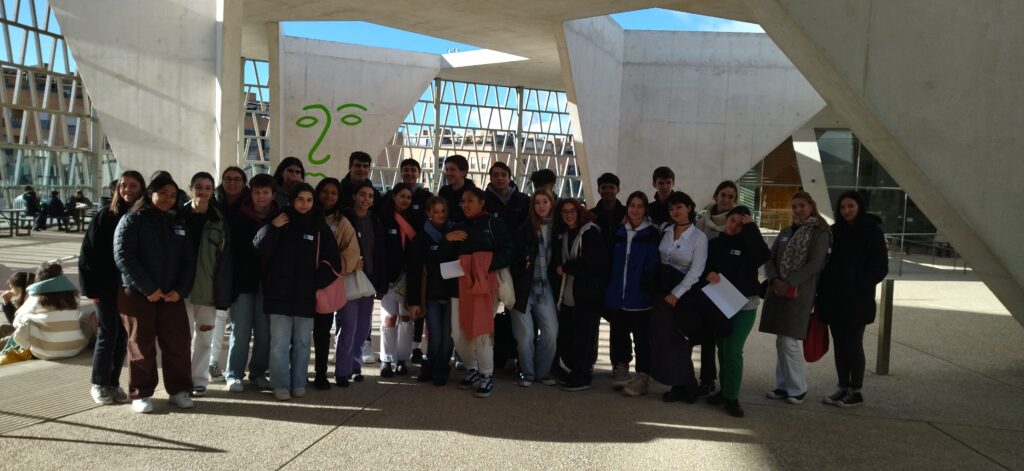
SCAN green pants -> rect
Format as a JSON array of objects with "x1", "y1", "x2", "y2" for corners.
[{"x1": 717, "y1": 309, "x2": 756, "y2": 400}]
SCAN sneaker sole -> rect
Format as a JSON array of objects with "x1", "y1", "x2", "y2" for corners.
[
  {"x1": 835, "y1": 401, "x2": 863, "y2": 408},
  {"x1": 560, "y1": 386, "x2": 592, "y2": 392},
  {"x1": 622, "y1": 388, "x2": 646, "y2": 397},
  {"x1": 474, "y1": 391, "x2": 493, "y2": 398},
  {"x1": 785, "y1": 398, "x2": 805, "y2": 405}
]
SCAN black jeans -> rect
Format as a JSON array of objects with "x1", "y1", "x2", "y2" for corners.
[
  {"x1": 492, "y1": 309, "x2": 517, "y2": 367},
  {"x1": 313, "y1": 313, "x2": 336, "y2": 378},
  {"x1": 90, "y1": 293, "x2": 127, "y2": 387},
  {"x1": 831, "y1": 323, "x2": 866, "y2": 389},
  {"x1": 700, "y1": 335, "x2": 717, "y2": 384},
  {"x1": 562, "y1": 306, "x2": 600, "y2": 385},
  {"x1": 413, "y1": 317, "x2": 424, "y2": 345},
  {"x1": 608, "y1": 309, "x2": 653, "y2": 374}
]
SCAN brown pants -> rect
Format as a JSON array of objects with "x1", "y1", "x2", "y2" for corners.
[{"x1": 118, "y1": 288, "x2": 192, "y2": 399}]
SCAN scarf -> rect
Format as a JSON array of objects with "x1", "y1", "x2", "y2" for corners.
[
  {"x1": 394, "y1": 211, "x2": 416, "y2": 249},
  {"x1": 700, "y1": 203, "x2": 728, "y2": 236},
  {"x1": 422, "y1": 219, "x2": 452, "y2": 243},
  {"x1": 779, "y1": 216, "x2": 819, "y2": 278}
]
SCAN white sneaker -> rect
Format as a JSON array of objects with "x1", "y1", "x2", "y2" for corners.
[
  {"x1": 274, "y1": 389, "x2": 291, "y2": 401},
  {"x1": 291, "y1": 388, "x2": 306, "y2": 398},
  {"x1": 131, "y1": 398, "x2": 153, "y2": 414},
  {"x1": 168, "y1": 391, "x2": 194, "y2": 409},
  {"x1": 227, "y1": 379, "x2": 244, "y2": 393},
  {"x1": 90, "y1": 385, "x2": 113, "y2": 405},
  {"x1": 361, "y1": 340, "x2": 378, "y2": 364}
]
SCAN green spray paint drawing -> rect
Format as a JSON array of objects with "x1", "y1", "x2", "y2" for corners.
[{"x1": 295, "y1": 102, "x2": 368, "y2": 170}]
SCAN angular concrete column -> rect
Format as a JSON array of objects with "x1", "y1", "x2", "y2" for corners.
[
  {"x1": 266, "y1": 22, "x2": 284, "y2": 169},
  {"x1": 216, "y1": 0, "x2": 244, "y2": 176},
  {"x1": 748, "y1": 0, "x2": 1024, "y2": 324}
]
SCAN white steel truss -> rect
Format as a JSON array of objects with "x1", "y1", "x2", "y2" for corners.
[{"x1": 0, "y1": 0, "x2": 115, "y2": 207}]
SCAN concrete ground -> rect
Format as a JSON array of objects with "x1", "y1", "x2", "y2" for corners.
[{"x1": 1, "y1": 231, "x2": 1022, "y2": 470}]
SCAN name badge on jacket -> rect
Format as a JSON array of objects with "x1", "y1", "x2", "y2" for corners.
[
  {"x1": 730, "y1": 249, "x2": 742, "y2": 256},
  {"x1": 430, "y1": 244, "x2": 439, "y2": 251},
  {"x1": 389, "y1": 228, "x2": 398, "y2": 235},
  {"x1": 304, "y1": 234, "x2": 314, "y2": 241},
  {"x1": 412, "y1": 204, "x2": 420, "y2": 210},
  {"x1": 174, "y1": 226, "x2": 186, "y2": 237}
]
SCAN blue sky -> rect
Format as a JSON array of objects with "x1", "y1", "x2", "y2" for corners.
[{"x1": 283, "y1": 9, "x2": 763, "y2": 55}]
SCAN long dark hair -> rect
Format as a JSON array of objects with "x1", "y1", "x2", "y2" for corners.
[
  {"x1": 314, "y1": 177, "x2": 344, "y2": 219},
  {"x1": 381, "y1": 183, "x2": 414, "y2": 217},
  {"x1": 273, "y1": 157, "x2": 305, "y2": 189},
  {"x1": 131, "y1": 173, "x2": 179, "y2": 213},
  {"x1": 108, "y1": 170, "x2": 145, "y2": 216},
  {"x1": 6, "y1": 271, "x2": 35, "y2": 308}
]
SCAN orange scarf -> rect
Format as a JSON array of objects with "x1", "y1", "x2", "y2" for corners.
[{"x1": 394, "y1": 211, "x2": 416, "y2": 249}]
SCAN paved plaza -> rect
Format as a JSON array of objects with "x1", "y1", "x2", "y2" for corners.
[{"x1": 1, "y1": 231, "x2": 1022, "y2": 469}]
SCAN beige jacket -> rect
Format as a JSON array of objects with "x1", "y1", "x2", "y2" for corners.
[{"x1": 326, "y1": 213, "x2": 360, "y2": 274}]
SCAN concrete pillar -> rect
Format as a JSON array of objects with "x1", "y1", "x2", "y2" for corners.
[
  {"x1": 215, "y1": 0, "x2": 244, "y2": 176},
  {"x1": 266, "y1": 21, "x2": 284, "y2": 170},
  {"x1": 792, "y1": 127, "x2": 833, "y2": 223},
  {"x1": 747, "y1": 0, "x2": 1024, "y2": 325}
]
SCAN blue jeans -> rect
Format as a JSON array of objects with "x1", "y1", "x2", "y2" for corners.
[
  {"x1": 226, "y1": 292, "x2": 270, "y2": 382},
  {"x1": 421, "y1": 301, "x2": 453, "y2": 379},
  {"x1": 268, "y1": 314, "x2": 313, "y2": 392},
  {"x1": 511, "y1": 284, "x2": 558, "y2": 381}
]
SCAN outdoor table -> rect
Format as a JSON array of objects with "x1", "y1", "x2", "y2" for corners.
[{"x1": 0, "y1": 208, "x2": 28, "y2": 237}]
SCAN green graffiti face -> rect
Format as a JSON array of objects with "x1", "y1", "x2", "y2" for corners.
[
  {"x1": 337, "y1": 103, "x2": 367, "y2": 126},
  {"x1": 296, "y1": 104, "x2": 332, "y2": 165},
  {"x1": 296, "y1": 102, "x2": 368, "y2": 169}
]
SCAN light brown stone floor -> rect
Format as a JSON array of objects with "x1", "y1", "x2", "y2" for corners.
[{"x1": 1, "y1": 230, "x2": 1022, "y2": 470}]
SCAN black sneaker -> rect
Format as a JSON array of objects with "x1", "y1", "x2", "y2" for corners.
[
  {"x1": 662, "y1": 385, "x2": 698, "y2": 404},
  {"x1": 766, "y1": 388, "x2": 788, "y2": 400},
  {"x1": 410, "y1": 348, "x2": 423, "y2": 365},
  {"x1": 474, "y1": 375, "x2": 494, "y2": 398},
  {"x1": 335, "y1": 376, "x2": 350, "y2": 388},
  {"x1": 313, "y1": 376, "x2": 331, "y2": 390},
  {"x1": 380, "y1": 362, "x2": 395, "y2": 378},
  {"x1": 836, "y1": 391, "x2": 864, "y2": 408},
  {"x1": 785, "y1": 392, "x2": 807, "y2": 405},
  {"x1": 559, "y1": 381, "x2": 592, "y2": 392},
  {"x1": 458, "y1": 369, "x2": 481, "y2": 389},
  {"x1": 697, "y1": 381, "x2": 715, "y2": 396},
  {"x1": 350, "y1": 369, "x2": 364, "y2": 382},
  {"x1": 417, "y1": 373, "x2": 432, "y2": 383},
  {"x1": 395, "y1": 361, "x2": 408, "y2": 376},
  {"x1": 823, "y1": 388, "x2": 848, "y2": 405},
  {"x1": 705, "y1": 392, "x2": 725, "y2": 406},
  {"x1": 725, "y1": 399, "x2": 745, "y2": 418}
]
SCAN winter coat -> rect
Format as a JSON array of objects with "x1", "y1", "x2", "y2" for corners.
[
  {"x1": 180, "y1": 204, "x2": 233, "y2": 309},
  {"x1": 342, "y1": 208, "x2": 390, "y2": 295},
  {"x1": 484, "y1": 183, "x2": 530, "y2": 233},
  {"x1": 79, "y1": 204, "x2": 130, "y2": 299},
  {"x1": 405, "y1": 222, "x2": 453, "y2": 307},
  {"x1": 605, "y1": 221, "x2": 661, "y2": 311},
  {"x1": 509, "y1": 220, "x2": 558, "y2": 313},
  {"x1": 114, "y1": 206, "x2": 197, "y2": 298},
  {"x1": 325, "y1": 211, "x2": 360, "y2": 275},
  {"x1": 701, "y1": 222, "x2": 771, "y2": 298},
  {"x1": 817, "y1": 214, "x2": 889, "y2": 326},
  {"x1": 379, "y1": 211, "x2": 417, "y2": 285},
  {"x1": 439, "y1": 212, "x2": 514, "y2": 297},
  {"x1": 437, "y1": 179, "x2": 477, "y2": 223},
  {"x1": 254, "y1": 206, "x2": 341, "y2": 317},
  {"x1": 590, "y1": 199, "x2": 627, "y2": 250},
  {"x1": 43, "y1": 195, "x2": 66, "y2": 217},
  {"x1": 229, "y1": 198, "x2": 276, "y2": 296},
  {"x1": 384, "y1": 185, "x2": 433, "y2": 224},
  {"x1": 552, "y1": 222, "x2": 609, "y2": 313},
  {"x1": 758, "y1": 224, "x2": 831, "y2": 339}
]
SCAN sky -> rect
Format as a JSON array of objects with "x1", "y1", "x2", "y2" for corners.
[{"x1": 282, "y1": 9, "x2": 763, "y2": 55}]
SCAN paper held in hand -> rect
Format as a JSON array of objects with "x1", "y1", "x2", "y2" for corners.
[
  {"x1": 701, "y1": 274, "x2": 748, "y2": 319},
  {"x1": 440, "y1": 260, "x2": 465, "y2": 280}
]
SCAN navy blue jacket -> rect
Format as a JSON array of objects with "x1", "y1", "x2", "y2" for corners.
[
  {"x1": 605, "y1": 221, "x2": 661, "y2": 311},
  {"x1": 114, "y1": 206, "x2": 196, "y2": 297}
]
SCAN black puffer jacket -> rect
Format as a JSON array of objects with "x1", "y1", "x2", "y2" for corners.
[
  {"x1": 551, "y1": 223, "x2": 609, "y2": 313},
  {"x1": 405, "y1": 221, "x2": 453, "y2": 307},
  {"x1": 229, "y1": 199, "x2": 276, "y2": 296},
  {"x1": 817, "y1": 213, "x2": 888, "y2": 326},
  {"x1": 438, "y1": 212, "x2": 514, "y2": 296},
  {"x1": 701, "y1": 222, "x2": 771, "y2": 298},
  {"x1": 113, "y1": 206, "x2": 196, "y2": 297},
  {"x1": 254, "y1": 206, "x2": 341, "y2": 317},
  {"x1": 438, "y1": 179, "x2": 477, "y2": 223},
  {"x1": 379, "y1": 210, "x2": 419, "y2": 285},
  {"x1": 342, "y1": 208, "x2": 389, "y2": 296},
  {"x1": 484, "y1": 183, "x2": 530, "y2": 233},
  {"x1": 79, "y1": 204, "x2": 131, "y2": 299}
]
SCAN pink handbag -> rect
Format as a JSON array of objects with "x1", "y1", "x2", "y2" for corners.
[{"x1": 315, "y1": 233, "x2": 347, "y2": 314}]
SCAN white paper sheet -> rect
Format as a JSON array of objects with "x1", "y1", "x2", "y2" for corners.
[
  {"x1": 701, "y1": 274, "x2": 748, "y2": 319},
  {"x1": 440, "y1": 260, "x2": 465, "y2": 280}
]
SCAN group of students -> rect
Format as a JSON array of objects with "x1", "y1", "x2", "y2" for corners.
[
  {"x1": 16, "y1": 186, "x2": 94, "y2": 231},
  {"x1": 64, "y1": 150, "x2": 887, "y2": 417}
]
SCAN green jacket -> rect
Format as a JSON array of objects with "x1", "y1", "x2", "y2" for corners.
[{"x1": 183, "y1": 205, "x2": 233, "y2": 309}]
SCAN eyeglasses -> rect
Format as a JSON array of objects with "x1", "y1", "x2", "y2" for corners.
[{"x1": 560, "y1": 209, "x2": 578, "y2": 215}]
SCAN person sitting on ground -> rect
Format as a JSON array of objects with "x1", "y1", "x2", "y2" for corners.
[
  {"x1": 2, "y1": 271, "x2": 35, "y2": 327},
  {"x1": 0, "y1": 263, "x2": 90, "y2": 365}
]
